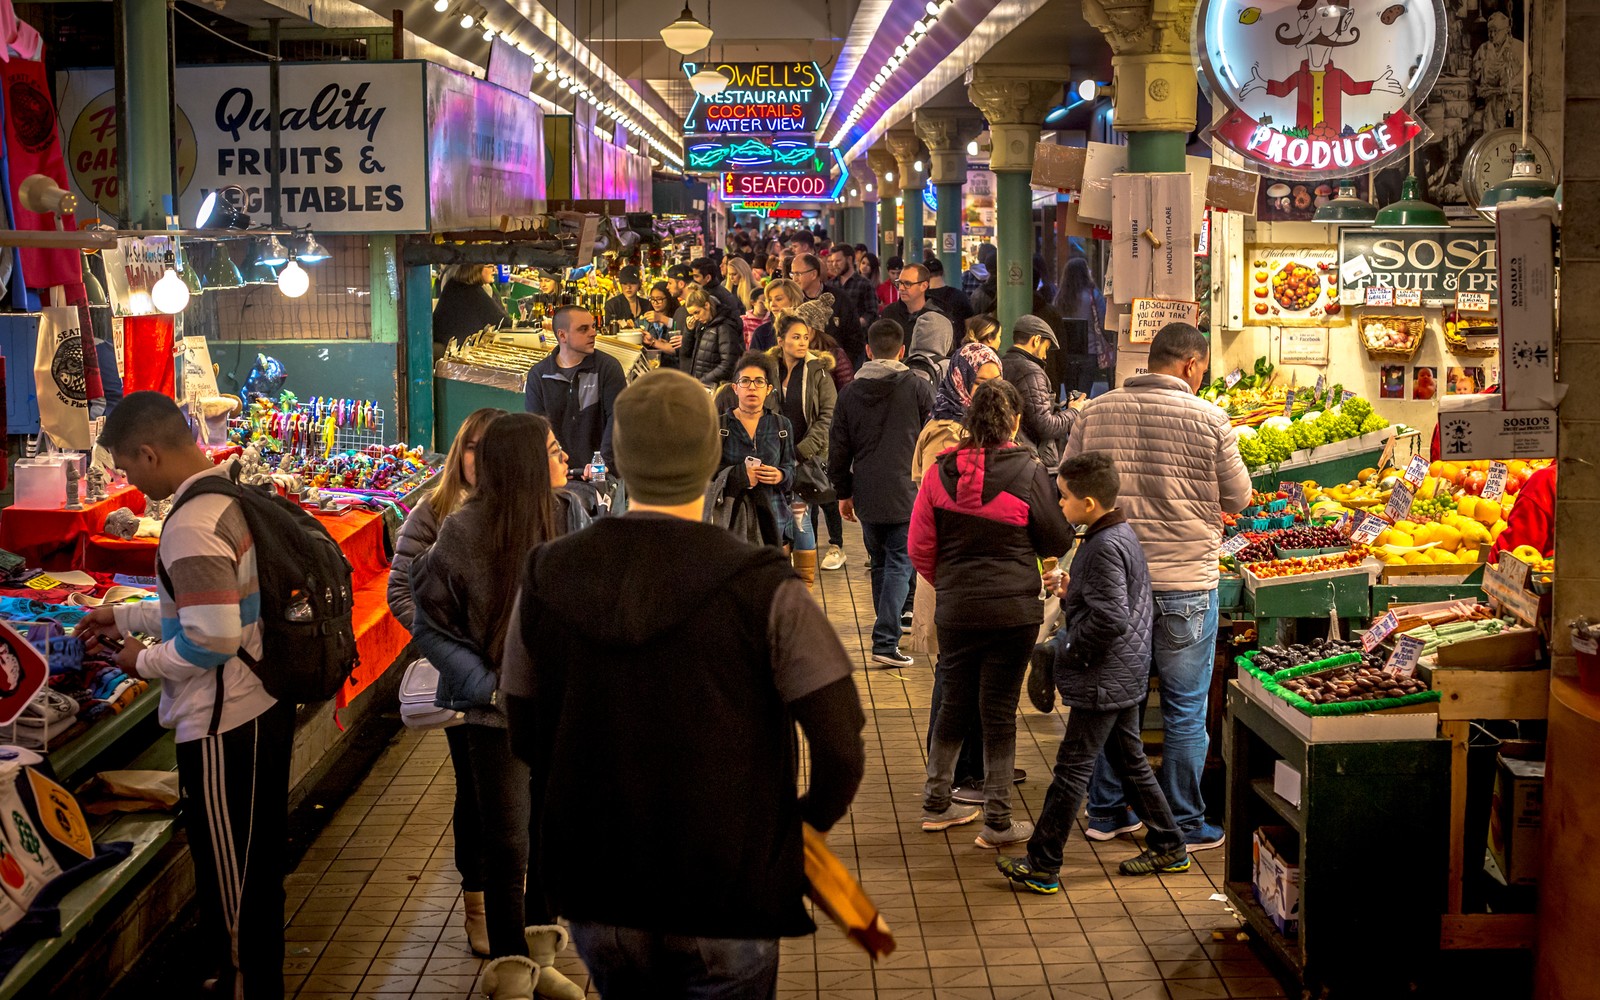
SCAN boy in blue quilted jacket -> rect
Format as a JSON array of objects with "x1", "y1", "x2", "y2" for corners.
[{"x1": 997, "y1": 451, "x2": 1189, "y2": 894}]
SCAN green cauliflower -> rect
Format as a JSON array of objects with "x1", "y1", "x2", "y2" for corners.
[
  {"x1": 1290, "y1": 419, "x2": 1327, "y2": 450},
  {"x1": 1359, "y1": 414, "x2": 1390, "y2": 434},
  {"x1": 1256, "y1": 425, "x2": 1294, "y2": 468},
  {"x1": 1342, "y1": 396, "x2": 1374, "y2": 425},
  {"x1": 1237, "y1": 435, "x2": 1267, "y2": 470}
]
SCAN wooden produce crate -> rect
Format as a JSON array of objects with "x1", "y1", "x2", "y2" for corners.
[{"x1": 1243, "y1": 561, "x2": 1379, "y2": 619}]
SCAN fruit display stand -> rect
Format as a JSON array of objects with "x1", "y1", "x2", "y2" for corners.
[
  {"x1": 1243, "y1": 557, "x2": 1381, "y2": 646},
  {"x1": 1223, "y1": 677, "x2": 1450, "y2": 994},
  {"x1": 1247, "y1": 429, "x2": 1422, "y2": 493}
]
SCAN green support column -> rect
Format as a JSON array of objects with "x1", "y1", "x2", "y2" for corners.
[
  {"x1": 862, "y1": 199, "x2": 878, "y2": 255},
  {"x1": 1127, "y1": 131, "x2": 1188, "y2": 173},
  {"x1": 868, "y1": 148, "x2": 899, "y2": 259},
  {"x1": 115, "y1": 0, "x2": 173, "y2": 228},
  {"x1": 902, "y1": 190, "x2": 925, "y2": 261},
  {"x1": 994, "y1": 170, "x2": 1034, "y2": 344},
  {"x1": 403, "y1": 264, "x2": 436, "y2": 448},
  {"x1": 935, "y1": 181, "x2": 962, "y2": 279},
  {"x1": 878, "y1": 197, "x2": 896, "y2": 258}
]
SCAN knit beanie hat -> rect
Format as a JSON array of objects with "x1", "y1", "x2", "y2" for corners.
[
  {"x1": 612, "y1": 369, "x2": 721, "y2": 505},
  {"x1": 794, "y1": 294, "x2": 834, "y2": 336}
]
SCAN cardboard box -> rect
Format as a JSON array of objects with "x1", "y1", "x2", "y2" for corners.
[
  {"x1": 1236, "y1": 677, "x2": 1440, "y2": 742},
  {"x1": 1273, "y1": 759, "x2": 1303, "y2": 809},
  {"x1": 1252, "y1": 826, "x2": 1300, "y2": 936},
  {"x1": 1486, "y1": 755, "x2": 1544, "y2": 886},
  {"x1": 1495, "y1": 201, "x2": 1558, "y2": 409},
  {"x1": 1436, "y1": 395, "x2": 1556, "y2": 462}
]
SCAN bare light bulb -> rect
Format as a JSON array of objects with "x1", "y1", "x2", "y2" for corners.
[
  {"x1": 967, "y1": 140, "x2": 979, "y2": 156},
  {"x1": 151, "y1": 266, "x2": 190, "y2": 314},
  {"x1": 459, "y1": 10, "x2": 474, "y2": 28},
  {"x1": 277, "y1": 260, "x2": 310, "y2": 298},
  {"x1": 433, "y1": 0, "x2": 448, "y2": 10},
  {"x1": 913, "y1": 159, "x2": 924, "y2": 172}
]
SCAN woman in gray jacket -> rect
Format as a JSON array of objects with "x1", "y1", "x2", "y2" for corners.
[{"x1": 387, "y1": 406, "x2": 503, "y2": 958}]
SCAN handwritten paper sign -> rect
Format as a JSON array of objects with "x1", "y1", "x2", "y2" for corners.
[
  {"x1": 1363, "y1": 610, "x2": 1400, "y2": 652},
  {"x1": 1222, "y1": 533, "x2": 1254, "y2": 556},
  {"x1": 1385, "y1": 634, "x2": 1426, "y2": 676},
  {"x1": 1456, "y1": 291, "x2": 1492, "y2": 313},
  {"x1": 1282, "y1": 389, "x2": 1297, "y2": 419},
  {"x1": 1341, "y1": 389, "x2": 1356, "y2": 403},
  {"x1": 1395, "y1": 288, "x2": 1422, "y2": 307},
  {"x1": 1365, "y1": 285, "x2": 1395, "y2": 307},
  {"x1": 1129, "y1": 298, "x2": 1201, "y2": 344},
  {"x1": 1403, "y1": 454, "x2": 1429, "y2": 489},
  {"x1": 1482, "y1": 462, "x2": 1509, "y2": 502},
  {"x1": 1351, "y1": 513, "x2": 1384, "y2": 544},
  {"x1": 1385, "y1": 485, "x2": 1415, "y2": 522},
  {"x1": 1226, "y1": 368, "x2": 1245, "y2": 388}
]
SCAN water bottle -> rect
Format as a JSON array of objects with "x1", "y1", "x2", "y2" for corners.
[{"x1": 587, "y1": 451, "x2": 607, "y2": 483}]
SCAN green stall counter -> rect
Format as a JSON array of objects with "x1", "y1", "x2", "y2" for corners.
[{"x1": 434, "y1": 374, "x2": 525, "y2": 451}]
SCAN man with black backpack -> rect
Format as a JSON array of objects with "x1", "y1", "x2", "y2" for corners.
[{"x1": 76, "y1": 391, "x2": 357, "y2": 1000}]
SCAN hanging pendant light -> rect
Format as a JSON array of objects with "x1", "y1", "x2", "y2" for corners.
[
  {"x1": 660, "y1": 4, "x2": 712, "y2": 54},
  {"x1": 298, "y1": 233, "x2": 331, "y2": 264},
  {"x1": 181, "y1": 253, "x2": 205, "y2": 296},
  {"x1": 1313, "y1": 178, "x2": 1378, "y2": 225},
  {"x1": 277, "y1": 258, "x2": 310, "y2": 298},
  {"x1": 241, "y1": 238, "x2": 280, "y2": 285},
  {"x1": 260, "y1": 236, "x2": 291, "y2": 267},
  {"x1": 151, "y1": 254, "x2": 191, "y2": 314},
  {"x1": 80, "y1": 254, "x2": 107, "y2": 306},
  {"x1": 1374, "y1": 175, "x2": 1447, "y2": 228},
  {"x1": 1478, "y1": 148, "x2": 1557, "y2": 220},
  {"x1": 201, "y1": 243, "x2": 242, "y2": 289},
  {"x1": 689, "y1": 67, "x2": 729, "y2": 97}
]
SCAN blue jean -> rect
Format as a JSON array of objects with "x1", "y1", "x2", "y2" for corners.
[
  {"x1": 570, "y1": 922, "x2": 778, "y2": 1000},
  {"x1": 1087, "y1": 588, "x2": 1218, "y2": 834},
  {"x1": 789, "y1": 502, "x2": 816, "y2": 551},
  {"x1": 860, "y1": 520, "x2": 912, "y2": 654}
]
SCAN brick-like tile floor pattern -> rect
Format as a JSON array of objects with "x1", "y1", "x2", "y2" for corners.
[{"x1": 283, "y1": 524, "x2": 1287, "y2": 999}]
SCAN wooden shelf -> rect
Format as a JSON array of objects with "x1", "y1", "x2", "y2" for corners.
[
  {"x1": 1249, "y1": 777, "x2": 1304, "y2": 833},
  {"x1": 1225, "y1": 882, "x2": 1302, "y2": 975},
  {"x1": 1440, "y1": 912, "x2": 1536, "y2": 951}
]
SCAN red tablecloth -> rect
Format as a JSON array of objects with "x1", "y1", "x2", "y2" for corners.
[{"x1": 0, "y1": 486, "x2": 147, "y2": 571}]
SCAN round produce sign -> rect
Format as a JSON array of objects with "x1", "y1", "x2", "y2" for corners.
[{"x1": 1197, "y1": 0, "x2": 1447, "y2": 179}]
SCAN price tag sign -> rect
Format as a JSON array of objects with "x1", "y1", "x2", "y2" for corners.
[
  {"x1": 1378, "y1": 430, "x2": 1398, "y2": 476},
  {"x1": 1222, "y1": 533, "x2": 1254, "y2": 557},
  {"x1": 1402, "y1": 454, "x2": 1429, "y2": 489},
  {"x1": 1365, "y1": 285, "x2": 1395, "y2": 306},
  {"x1": 1363, "y1": 610, "x2": 1400, "y2": 652},
  {"x1": 1314, "y1": 375, "x2": 1327, "y2": 395},
  {"x1": 1482, "y1": 461, "x2": 1509, "y2": 502},
  {"x1": 24, "y1": 575, "x2": 60, "y2": 591},
  {"x1": 1499, "y1": 554, "x2": 1532, "y2": 591},
  {"x1": 1394, "y1": 288, "x2": 1422, "y2": 307},
  {"x1": 1457, "y1": 291, "x2": 1492, "y2": 313},
  {"x1": 1283, "y1": 389, "x2": 1296, "y2": 419},
  {"x1": 1225, "y1": 368, "x2": 1244, "y2": 389},
  {"x1": 1334, "y1": 511, "x2": 1352, "y2": 533},
  {"x1": 1435, "y1": 477, "x2": 1455, "y2": 499},
  {"x1": 1351, "y1": 513, "x2": 1384, "y2": 544},
  {"x1": 1341, "y1": 389, "x2": 1355, "y2": 403},
  {"x1": 1385, "y1": 634, "x2": 1426, "y2": 677},
  {"x1": 1385, "y1": 485, "x2": 1415, "y2": 523}
]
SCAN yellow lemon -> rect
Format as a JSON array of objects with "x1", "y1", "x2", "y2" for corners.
[
  {"x1": 1403, "y1": 551, "x2": 1430, "y2": 565},
  {"x1": 1388, "y1": 530, "x2": 1415, "y2": 548},
  {"x1": 1458, "y1": 547, "x2": 1482, "y2": 563},
  {"x1": 1474, "y1": 498, "x2": 1503, "y2": 525}
]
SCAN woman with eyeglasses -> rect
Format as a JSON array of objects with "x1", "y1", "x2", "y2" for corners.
[
  {"x1": 683, "y1": 287, "x2": 743, "y2": 388},
  {"x1": 641, "y1": 281, "x2": 684, "y2": 369},
  {"x1": 717, "y1": 351, "x2": 798, "y2": 549}
]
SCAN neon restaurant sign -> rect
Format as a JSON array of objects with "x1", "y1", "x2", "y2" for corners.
[
  {"x1": 681, "y1": 62, "x2": 832, "y2": 135},
  {"x1": 723, "y1": 170, "x2": 831, "y2": 200},
  {"x1": 1196, "y1": 0, "x2": 1446, "y2": 178},
  {"x1": 685, "y1": 136, "x2": 829, "y2": 172}
]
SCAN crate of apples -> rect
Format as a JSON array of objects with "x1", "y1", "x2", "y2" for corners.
[{"x1": 1244, "y1": 547, "x2": 1372, "y2": 579}]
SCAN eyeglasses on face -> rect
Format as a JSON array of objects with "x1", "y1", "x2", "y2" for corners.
[
  {"x1": 896, "y1": 278, "x2": 927, "y2": 288},
  {"x1": 734, "y1": 377, "x2": 770, "y2": 388}
]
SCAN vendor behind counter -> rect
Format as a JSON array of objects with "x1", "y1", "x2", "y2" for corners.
[{"x1": 432, "y1": 264, "x2": 509, "y2": 357}]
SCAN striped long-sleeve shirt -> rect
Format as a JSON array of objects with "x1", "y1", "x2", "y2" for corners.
[{"x1": 112, "y1": 464, "x2": 276, "y2": 742}]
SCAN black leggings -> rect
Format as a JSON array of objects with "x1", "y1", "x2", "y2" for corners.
[{"x1": 812, "y1": 501, "x2": 844, "y2": 548}]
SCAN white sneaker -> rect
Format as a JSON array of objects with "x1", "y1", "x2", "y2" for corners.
[{"x1": 821, "y1": 545, "x2": 846, "y2": 570}]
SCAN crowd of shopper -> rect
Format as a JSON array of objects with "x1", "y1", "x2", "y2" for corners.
[{"x1": 81, "y1": 217, "x2": 1261, "y2": 1000}]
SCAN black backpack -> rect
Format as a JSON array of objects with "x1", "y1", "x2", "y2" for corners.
[{"x1": 160, "y1": 466, "x2": 359, "y2": 717}]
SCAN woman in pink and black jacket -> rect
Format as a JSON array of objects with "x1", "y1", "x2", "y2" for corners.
[{"x1": 910, "y1": 379, "x2": 1076, "y2": 849}]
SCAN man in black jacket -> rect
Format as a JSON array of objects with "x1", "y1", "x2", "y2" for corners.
[
  {"x1": 524, "y1": 305, "x2": 626, "y2": 476},
  {"x1": 829, "y1": 319, "x2": 934, "y2": 667},
  {"x1": 923, "y1": 257, "x2": 974, "y2": 335},
  {"x1": 691, "y1": 255, "x2": 744, "y2": 318},
  {"x1": 828, "y1": 244, "x2": 879, "y2": 327},
  {"x1": 880, "y1": 263, "x2": 947, "y2": 354},
  {"x1": 793, "y1": 252, "x2": 863, "y2": 368},
  {"x1": 1002, "y1": 314, "x2": 1076, "y2": 473},
  {"x1": 501, "y1": 369, "x2": 864, "y2": 998}
]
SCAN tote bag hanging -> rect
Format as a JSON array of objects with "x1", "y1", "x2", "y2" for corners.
[{"x1": 33, "y1": 286, "x2": 90, "y2": 450}]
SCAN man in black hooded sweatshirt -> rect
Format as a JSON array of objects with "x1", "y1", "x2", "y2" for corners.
[{"x1": 501, "y1": 368, "x2": 864, "y2": 998}]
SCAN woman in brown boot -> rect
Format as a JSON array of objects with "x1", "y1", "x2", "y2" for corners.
[{"x1": 770, "y1": 312, "x2": 838, "y2": 592}]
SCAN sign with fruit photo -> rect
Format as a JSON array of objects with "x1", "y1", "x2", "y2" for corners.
[{"x1": 1244, "y1": 245, "x2": 1342, "y2": 327}]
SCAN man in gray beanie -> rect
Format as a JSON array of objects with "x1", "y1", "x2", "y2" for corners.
[{"x1": 500, "y1": 369, "x2": 865, "y2": 999}]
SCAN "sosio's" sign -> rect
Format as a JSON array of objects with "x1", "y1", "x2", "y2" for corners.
[{"x1": 1196, "y1": 0, "x2": 1447, "y2": 179}]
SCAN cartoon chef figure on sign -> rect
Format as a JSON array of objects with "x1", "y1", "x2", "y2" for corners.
[{"x1": 1239, "y1": 0, "x2": 1406, "y2": 139}]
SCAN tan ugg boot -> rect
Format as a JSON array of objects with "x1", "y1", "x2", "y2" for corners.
[
  {"x1": 479, "y1": 955, "x2": 538, "y2": 1000},
  {"x1": 463, "y1": 891, "x2": 490, "y2": 957},
  {"x1": 792, "y1": 548, "x2": 818, "y2": 594},
  {"x1": 524, "y1": 925, "x2": 585, "y2": 1000}
]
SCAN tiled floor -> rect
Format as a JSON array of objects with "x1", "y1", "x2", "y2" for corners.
[{"x1": 282, "y1": 524, "x2": 1289, "y2": 1000}]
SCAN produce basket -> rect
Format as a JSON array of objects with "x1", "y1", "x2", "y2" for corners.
[
  {"x1": 1443, "y1": 318, "x2": 1500, "y2": 357},
  {"x1": 1360, "y1": 314, "x2": 1426, "y2": 360},
  {"x1": 1238, "y1": 651, "x2": 1442, "y2": 716},
  {"x1": 1218, "y1": 573, "x2": 1245, "y2": 611}
]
